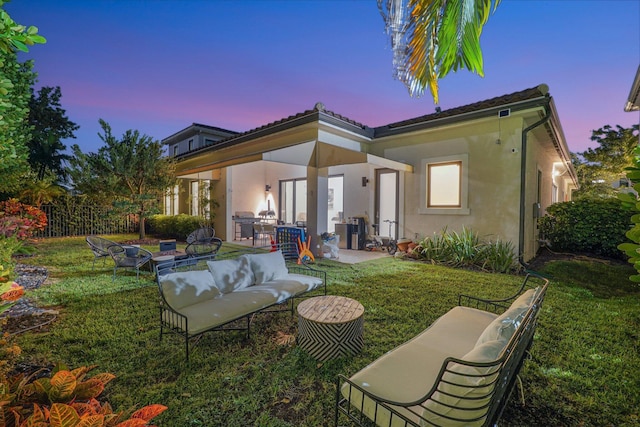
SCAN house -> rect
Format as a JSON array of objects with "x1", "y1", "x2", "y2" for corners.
[{"x1": 162, "y1": 84, "x2": 577, "y2": 262}]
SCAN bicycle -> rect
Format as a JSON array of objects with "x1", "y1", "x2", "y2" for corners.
[{"x1": 365, "y1": 219, "x2": 398, "y2": 255}]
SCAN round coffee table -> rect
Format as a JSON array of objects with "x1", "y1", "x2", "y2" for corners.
[{"x1": 297, "y1": 295, "x2": 364, "y2": 361}]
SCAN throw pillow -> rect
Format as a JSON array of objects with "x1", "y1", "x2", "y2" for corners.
[
  {"x1": 160, "y1": 270, "x2": 219, "y2": 310},
  {"x1": 475, "y1": 288, "x2": 537, "y2": 346},
  {"x1": 243, "y1": 251, "x2": 288, "y2": 285},
  {"x1": 207, "y1": 257, "x2": 255, "y2": 293}
]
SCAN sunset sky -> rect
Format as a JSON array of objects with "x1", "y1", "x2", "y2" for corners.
[{"x1": 7, "y1": 0, "x2": 640, "y2": 155}]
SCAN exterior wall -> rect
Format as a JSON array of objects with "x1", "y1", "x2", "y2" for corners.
[
  {"x1": 327, "y1": 163, "x2": 374, "y2": 221},
  {"x1": 376, "y1": 117, "x2": 524, "y2": 255}
]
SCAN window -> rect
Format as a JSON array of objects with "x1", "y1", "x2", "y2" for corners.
[
  {"x1": 420, "y1": 154, "x2": 469, "y2": 214},
  {"x1": 164, "y1": 191, "x2": 171, "y2": 215},
  {"x1": 164, "y1": 185, "x2": 180, "y2": 215},
  {"x1": 191, "y1": 181, "x2": 199, "y2": 216},
  {"x1": 327, "y1": 175, "x2": 344, "y2": 232},
  {"x1": 427, "y1": 162, "x2": 461, "y2": 207},
  {"x1": 204, "y1": 138, "x2": 215, "y2": 146},
  {"x1": 172, "y1": 145, "x2": 178, "y2": 156},
  {"x1": 188, "y1": 139, "x2": 194, "y2": 151},
  {"x1": 279, "y1": 178, "x2": 306, "y2": 224},
  {"x1": 551, "y1": 183, "x2": 558, "y2": 204},
  {"x1": 201, "y1": 180, "x2": 211, "y2": 219}
]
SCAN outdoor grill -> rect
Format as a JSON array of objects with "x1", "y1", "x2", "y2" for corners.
[{"x1": 233, "y1": 211, "x2": 261, "y2": 239}]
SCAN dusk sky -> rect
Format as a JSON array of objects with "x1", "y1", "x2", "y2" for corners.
[{"x1": 7, "y1": 0, "x2": 640, "y2": 155}]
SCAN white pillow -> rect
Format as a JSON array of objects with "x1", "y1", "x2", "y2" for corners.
[
  {"x1": 422, "y1": 339, "x2": 505, "y2": 426},
  {"x1": 160, "y1": 270, "x2": 219, "y2": 310},
  {"x1": 475, "y1": 288, "x2": 537, "y2": 346},
  {"x1": 242, "y1": 251, "x2": 288, "y2": 285},
  {"x1": 206, "y1": 257, "x2": 255, "y2": 293}
]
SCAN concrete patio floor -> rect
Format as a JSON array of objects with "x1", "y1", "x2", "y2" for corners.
[{"x1": 230, "y1": 238, "x2": 391, "y2": 264}]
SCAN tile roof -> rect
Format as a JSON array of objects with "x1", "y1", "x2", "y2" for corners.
[
  {"x1": 379, "y1": 85, "x2": 549, "y2": 130},
  {"x1": 175, "y1": 85, "x2": 551, "y2": 158}
]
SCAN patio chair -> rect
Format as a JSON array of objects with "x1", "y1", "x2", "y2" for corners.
[
  {"x1": 253, "y1": 223, "x2": 275, "y2": 246},
  {"x1": 185, "y1": 237, "x2": 222, "y2": 259},
  {"x1": 185, "y1": 226, "x2": 221, "y2": 260},
  {"x1": 186, "y1": 226, "x2": 215, "y2": 244},
  {"x1": 108, "y1": 244, "x2": 153, "y2": 282},
  {"x1": 86, "y1": 235, "x2": 118, "y2": 270}
]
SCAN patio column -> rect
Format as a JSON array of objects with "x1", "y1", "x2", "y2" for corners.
[{"x1": 306, "y1": 165, "x2": 329, "y2": 257}]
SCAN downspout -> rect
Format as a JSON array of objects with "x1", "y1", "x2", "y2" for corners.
[{"x1": 518, "y1": 91, "x2": 552, "y2": 268}]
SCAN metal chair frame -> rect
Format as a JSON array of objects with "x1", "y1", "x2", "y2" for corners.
[
  {"x1": 107, "y1": 244, "x2": 153, "y2": 282},
  {"x1": 86, "y1": 235, "x2": 118, "y2": 269}
]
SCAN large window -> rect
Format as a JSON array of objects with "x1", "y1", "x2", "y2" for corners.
[
  {"x1": 164, "y1": 185, "x2": 179, "y2": 215},
  {"x1": 421, "y1": 154, "x2": 469, "y2": 214},
  {"x1": 191, "y1": 181, "x2": 199, "y2": 216},
  {"x1": 279, "y1": 178, "x2": 306, "y2": 224}
]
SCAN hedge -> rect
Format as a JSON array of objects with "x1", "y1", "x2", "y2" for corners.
[{"x1": 538, "y1": 198, "x2": 630, "y2": 259}]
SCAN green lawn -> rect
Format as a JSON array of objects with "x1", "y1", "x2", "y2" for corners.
[{"x1": 11, "y1": 235, "x2": 640, "y2": 426}]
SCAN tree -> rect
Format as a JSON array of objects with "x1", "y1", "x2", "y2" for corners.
[
  {"x1": 27, "y1": 86, "x2": 79, "y2": 181},
  {"x1": 0, "y1": 50, "x2": 35, "y2": 193},
  {"x1": 68, "y1": 119, "x2": 177, "y2": 239},
  {"x1": 378, "y1": 0, "x2": 501, "y2": 103},
  {"x1": 18, "y1": 176, "x2": 65, "y2": 208},
  {"x1": 0, "y1": 1, "x2": 46, "y2": 54},
  {"x1": 572, "y1": 124, "x2": 640, "y2": 199},
  {"x1": 0, "y1": 2, "x2": 45, "y2": 192}
]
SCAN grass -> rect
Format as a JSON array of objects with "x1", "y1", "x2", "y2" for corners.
[{"x1": 10, "y1": 235, "x2": 640, "y2": 426}]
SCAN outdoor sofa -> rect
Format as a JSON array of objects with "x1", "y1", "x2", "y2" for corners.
[
  {"x1": 155, "y1": 245, "x2": 326, "y2": 360},
  {"x1": 336, "y1": 272, "x2": 549, "y2": 427}
]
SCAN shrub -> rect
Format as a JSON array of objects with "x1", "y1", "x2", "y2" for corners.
[
  {"x1": 414, "y1": 227, "x2": 518, "y2": 273},
  {"x1": 146, "y1": 214, "x2": 212, "y2": 240},
  {"x1": 0, "y1": 199, "x2": 48, "y2": 240},
  {"x1": 0, "y1": 363, "x2": 167, "y2": 426},
  {"x1": 478, "y1": 238, "x2": 517, "y2": 274},
  {"x1": 538, "y1": 198, "x2": 630, "y2": 259},
  {"x1": 617, "y1": 144, "x2": 640, "y2": 282}
]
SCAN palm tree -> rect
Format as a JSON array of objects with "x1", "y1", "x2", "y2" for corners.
[
  {"x1": 19, "y1": 177, "x2": 66, "y2": 208},
  {"x1": 378, "y1": 0, "x2": 501, "y2": 103}
]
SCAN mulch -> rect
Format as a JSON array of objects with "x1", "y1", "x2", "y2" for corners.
[{"x1": 1, "y1": 264, "x2": 58, "y2": 336}]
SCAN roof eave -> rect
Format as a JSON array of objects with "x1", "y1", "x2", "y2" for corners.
[
  {"x1": 175, "y1": 110, "x2": 373, "y2": 161},
  {"x1": 373, "y1": 96, "x2": 550, "y2": 139}
]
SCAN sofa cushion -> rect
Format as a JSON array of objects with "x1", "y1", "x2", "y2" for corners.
[
  {"x1": 160, "y1": 270, "x2": 219, "y2": 310},
  {"x1": 475, "y1": 288, "x2": 537, "y2": 346},
  {"x1": 421, "y1": 339, "x2": 506, "y2": 426},
  {"x1": 207, "y1": 257, "x2": 254, "y2": 293},
  {"x1": 242, "y1": 251, "x2": 288, "y2": 285},
  {"x1": 175, "y1": 288, "x2": 282, "y2": 334}
]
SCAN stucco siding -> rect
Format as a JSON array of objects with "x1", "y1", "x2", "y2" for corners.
[{"x1": 381, "y1": 118, "x2": 524, "y2": 252}]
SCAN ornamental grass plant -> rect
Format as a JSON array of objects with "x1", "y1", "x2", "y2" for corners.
[{"x1": 8, "y1": 235, "x2": 640, "y2": 426}]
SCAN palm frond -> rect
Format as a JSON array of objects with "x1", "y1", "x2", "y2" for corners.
[{"x1": 379, "y1": 0, "x2": 500, "y2": 102}]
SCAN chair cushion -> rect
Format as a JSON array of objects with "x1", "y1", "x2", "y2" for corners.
[
  {"x1": 341, "y1": 307, "x2": 498, "y2": 427},
  {"x1": 207, "y1": 257, "x2": 255, "y2": 293},
  {"x1": 242, "y1": 251, "x2": 288, "y2": 285},
  {"x1": 475, "y1": 288, "x2": 537, "y2": 346},
  {"x1": 160, "y1": 270, "x2": 220, "y2": 310}
]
